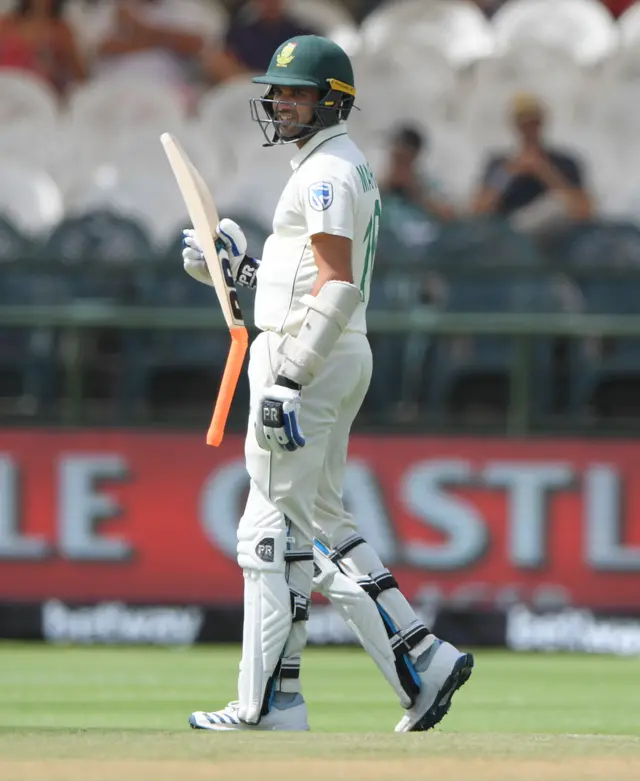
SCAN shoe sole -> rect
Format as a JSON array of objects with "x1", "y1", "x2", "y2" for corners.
[
  {"x1": 188, "y1": 713, "x2": 310, "y2": 732},
  {"x1": 408, "y1": 652, "x2": 475, "y2": 732}
]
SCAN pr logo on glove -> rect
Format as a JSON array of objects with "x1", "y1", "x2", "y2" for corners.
[{"x1": 256, "y1": 377, "x2": 306, "y2": 453}]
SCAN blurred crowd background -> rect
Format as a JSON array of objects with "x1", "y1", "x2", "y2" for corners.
[{"x1": 1, "y1": 0, "x2": 640, "y2": 433}]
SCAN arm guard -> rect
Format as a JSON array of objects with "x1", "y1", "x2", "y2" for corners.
[{"x1": 277, "y1": 280, "x2": 362, "y2": 387}]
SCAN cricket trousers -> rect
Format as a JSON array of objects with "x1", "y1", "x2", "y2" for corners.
[{"x1": 237, "y1": 328, "x2": 372, "y2": 704}]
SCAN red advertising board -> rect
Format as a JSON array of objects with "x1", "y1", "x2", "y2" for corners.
[{"x1": 1, "y1": 430, "x2": 639, "y2": 608}]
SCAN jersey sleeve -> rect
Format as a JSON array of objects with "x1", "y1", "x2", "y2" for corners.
[{"x1": 301, "y1": 170, "x2": 357, "y2": 241}]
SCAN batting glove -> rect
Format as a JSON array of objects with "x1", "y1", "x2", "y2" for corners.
[
  {"x1": 256, "y1": 377, "x2": 306, "y2": 453},
  {"x1": 182, "y1": 218, "x2": 259, "y2": 288}
]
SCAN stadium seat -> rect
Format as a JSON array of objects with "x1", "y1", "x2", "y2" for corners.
[
  {"x1": 376, "y1": 194, "x2": 444, "y2": 269},
  {"x1": 65, "y1": 161, "x2": 188, "y2": 248},
  {"x1": 543, "y1": 222, "x2": 640, "y2": 418},
  {"x1": 415, "y1": 219, "x2": 559, "y2": 423},
  {"x1": 491, "y1": 0, "x2": 619, "y2": 65},
  {"x1": 468, "y1": 45, "x2": 585, "y2": 133},
  {"x1": 197, "y1": 76, "x2": 264, "y2": 155},
  {"x1": 0, "y1": 69, "x2": 59, "y2": 126},
  {"x1": 359, "y1": 0, "x2": 495, "y2": 68},
  {"x1": 285, "y1": 0, "x2": 361, "y2": 53},
  {"x1": 351, "y1": 48, "x2": 459, "y2": 137},
  {"x1": 617, "y1": 1, "x2": 640, "y2": 48},
  {"x1": 0, "y1": 217, "x2": 58, "y2": 411},
  {"x1": 0, "y1": 159, "x2": 64, "y2": 237},
  {"x1": 66, "y1": 0, "x2": 227, "y2": 59},
  {"x1": 0, "y1": 118, "x2": 62, "y2": 175},
  {"x1": 67, "y1": 77, "x2": 186, "y2": 133}
]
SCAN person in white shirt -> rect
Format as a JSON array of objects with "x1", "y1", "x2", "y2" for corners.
[{"x1": 182, "y1": 35, "x2": 474, "y2": 733}]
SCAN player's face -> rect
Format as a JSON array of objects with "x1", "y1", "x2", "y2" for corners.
[{"x1": 271, "y1": 86, "x2": 318, "y2": 139}]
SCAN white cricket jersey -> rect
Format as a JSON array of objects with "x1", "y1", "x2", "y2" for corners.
[{"x1": 254, "y1": 124, "x2": 381, "y2": 336}]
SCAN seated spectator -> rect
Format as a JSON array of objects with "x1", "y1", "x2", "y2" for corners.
[
  {"x1": 472, "y1": 92, "x2": 593, "y2": 236},
  {"x1": 93, "y1": 0, "x2": 206, "y2": 92},
  {"x1": 203, "y1": 0, "x2": 315, "y2": 84},
  {"x1": 0, "y1": 0, "x2": 85, "y2": 94},
  {"x1": 379, "y1": 125, "x2": 455, "y2": 222}
]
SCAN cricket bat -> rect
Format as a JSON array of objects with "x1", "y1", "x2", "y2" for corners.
[{"x1": 160, "y1": 132, "x2": 248, "y2": 448}]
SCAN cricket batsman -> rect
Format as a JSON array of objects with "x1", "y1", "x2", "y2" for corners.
[{"x1": 182, "y1": 35, "x2": 474, "y2": 732}]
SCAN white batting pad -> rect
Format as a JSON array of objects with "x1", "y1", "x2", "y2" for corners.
[
  {"x1": 237, "y1": 526, "x2": 292, "y2": 724},
  {"x1": 313, "y1": 545, "x2": 413, "y2": 708}
]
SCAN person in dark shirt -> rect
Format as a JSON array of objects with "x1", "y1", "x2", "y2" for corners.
[
  {"x1": 472, "y1": 92, "x2": 593, "y2": 231},
  {"x1": 204, "y1": 0, "x2": 315, "y2": 83},
  {"x1": 380, "y1": 125, "x2": 455, "y2": 221}
]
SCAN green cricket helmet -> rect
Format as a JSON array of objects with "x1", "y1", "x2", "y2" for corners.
[{"x1": 249, "y1": 35, "x2": 357, "y2": 146}]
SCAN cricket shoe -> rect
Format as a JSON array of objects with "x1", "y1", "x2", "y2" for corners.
[
  {"x1": 395, "y1": 640, "x2": 474, "y2": 732},
  {"x1": 189, "y1": 694, "x2": 310, "y2": 731}
]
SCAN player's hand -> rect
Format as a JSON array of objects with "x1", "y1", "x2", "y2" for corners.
[
  {"x1": 182, "y1": 228, "x2": 214, "y2": 286},
  {"x1": 255, "y1": 379, "x2": 306, "y2": 453},
  {"x1": 182, "y1": 219, "x2": 259, "y2": 288}
]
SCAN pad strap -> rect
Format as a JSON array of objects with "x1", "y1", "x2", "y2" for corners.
[
  {"x1": 390, "y1": 620, "x2": 430, "y2": 659},
  {"x1": 357, "y1": 569, "x2": 399, "y2": 599},
  {"x1": 329, "y1": 533, "x2": 366, "y2": 563},
  {"x1": 289, "y1": 589, "x2": 310, "y2": 623}
]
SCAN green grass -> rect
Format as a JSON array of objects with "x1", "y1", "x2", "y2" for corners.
[
  {"x1": 1, "y1": 643, "x2": 639, "y2": 781},
  {"x1": 0, "y1": 643, "x2": 638, "y2": 736}
]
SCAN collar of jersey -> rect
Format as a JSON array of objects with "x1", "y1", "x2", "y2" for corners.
[{"x1": 290, "y1": 125, "x2": 348, "y2": 171}]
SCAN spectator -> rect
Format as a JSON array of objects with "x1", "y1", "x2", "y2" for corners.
[
  {"x1": 0, "y1": 0, "x2": 86, "y2": 94},
  {"x1": 472, "y1": 92, "x2": 593, "y2": 235},
  {"x1": 380, "y1": 125, "x2": 455, "y2": 221},
  {"x1": 93, "y1": 1, "x2": 206, "y2": 93},
  {"x1": 203, "y1": 0, "x2": 315, "y2": 84}
]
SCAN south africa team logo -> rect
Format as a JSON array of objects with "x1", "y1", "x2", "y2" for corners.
[
  {"x1": 276, "y1": 42, "x2": 297, "y2": 67},
  {"x1": 309, "y1": 181, "x2": 334, "y2": 211}
]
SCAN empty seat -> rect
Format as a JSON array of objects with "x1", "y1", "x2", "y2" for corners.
[
  {"x1": 0, "y1": 69, "x2": 59, "y2": 126},
  {"x1": 285, "y1": 0, "x2": 360, "y2": 53},
  {"x1": 67, "y1": 77, "x2": 186, "y2": 132},
  {"x1": 563, "y1": 223, "x2": 640, "y2": 417},
  {"x1": 491, "y1": 0, "x2": 618, "y2": 65},
  {"x1": 359, "y1": 0, "x2": 495, "y2": 68},
  {"x1": 0, "y1": 217, "x2": 57, "y2": 411},
  {"x1": 43, "y1": 210, "x2": 154, "y2": 301},
  {"x1": 0, "y1": 159, "x2": 63, "y2": 237}
]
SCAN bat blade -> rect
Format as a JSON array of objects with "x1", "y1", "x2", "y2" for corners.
[{"x1": 160, "y1": 132, "x2": 248, "y2": 446}]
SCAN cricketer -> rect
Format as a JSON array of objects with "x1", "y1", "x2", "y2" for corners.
[{"x1": 182, "y1": 35, "x2": 474, "y2": 732}]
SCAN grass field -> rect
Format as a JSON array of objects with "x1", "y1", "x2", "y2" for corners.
[{"x1": 1, "y1": 643, "x2": 639, "y2": 781}]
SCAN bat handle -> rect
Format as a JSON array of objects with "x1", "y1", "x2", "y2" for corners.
[{"x1": 206, "y1": 327, "x2": 249, "y2": 447}]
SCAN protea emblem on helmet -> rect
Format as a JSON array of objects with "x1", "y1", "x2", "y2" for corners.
[
  {"x1": 250, "y1": 36, "x2": 357, "y2": 146},
  {"x1": 276, "y1": 42, "x2": 297, "y2": 68}
]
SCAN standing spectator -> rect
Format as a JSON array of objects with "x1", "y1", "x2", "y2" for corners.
[
  {"x1": 380, "y1": 125, "x2": 455, "y2": 221},
  {"x1": 472, "y1": 92, "x2": 593, "y2": 235},
  {"x1": 0, "y1": 0, "x2": 86, "y2": 94},
  {"x1": 203, "y1": 0, "x2": 315, "y2": 84},
  {"x1": 93, "y1": 1, "x2": 206, "y2": 92}
]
